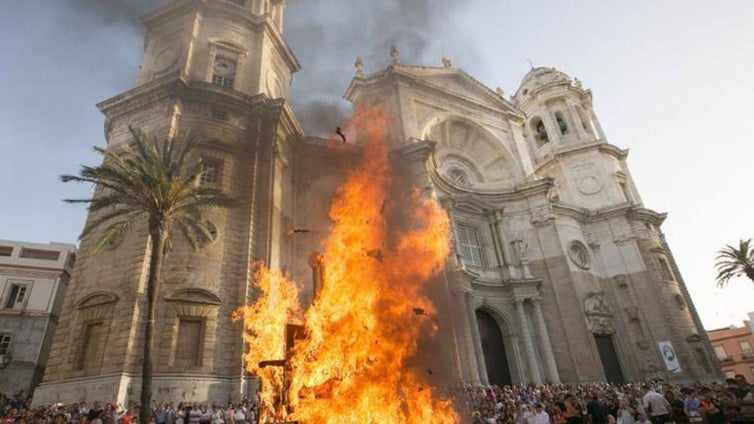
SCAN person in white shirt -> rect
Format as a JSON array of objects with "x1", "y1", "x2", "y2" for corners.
[
  {"x1": 642, "y1": 385, "x2": 671, "y2": 424},
  {"x1": 527, "y1": 403, "x2": 550, "y2": 424}
]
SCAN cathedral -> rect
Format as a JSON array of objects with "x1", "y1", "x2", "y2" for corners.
[{"x1": 33, "y1": 0, "x2": 721, "y2": 405}]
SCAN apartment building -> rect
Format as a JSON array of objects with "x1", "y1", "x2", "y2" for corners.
[
  {"x1": 708, "y1": 312, "x2": 754, "y2": 380},
  {"x1": 0, "y1": 240, "x2": 76, "y2": 396}
]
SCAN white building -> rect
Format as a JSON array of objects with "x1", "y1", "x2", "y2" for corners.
[{"x1": 0, "y1": 240, "x2": 76, "y2": 396}]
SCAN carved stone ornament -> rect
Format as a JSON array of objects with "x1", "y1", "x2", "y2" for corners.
[
  {"x1": 612, "y1": 274, "x2": 628, "y2": 288},
  {"x1": 577, "y1": 175, "x2": 603, "y2": 195},
  {"x1": 585, "y1": 291, "x2": 614, "y2": 335},
  {"x1": 531, "y1": 205, "x2": 554, "y2": 227},
  {"x1": 390, "y1": 45, "x2": 400, "y2": 66},
  {"x1": 588, "y1": 315, "x2": 614, "y2": 335},
  {"x1": 584, "y1": 291, "x2": 612, "y2": 316},
  {"x1": 153, "y1": 46, "x2": 180, "y2": 74}
]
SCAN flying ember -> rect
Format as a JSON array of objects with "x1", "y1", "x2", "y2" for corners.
[{"x1": 234, "y1": 107, "x2": 459, "y2": 423}]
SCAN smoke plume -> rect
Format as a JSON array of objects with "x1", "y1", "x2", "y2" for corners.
[{"x1": 64, "y1": 0, "x2": 478, "y2": 136}]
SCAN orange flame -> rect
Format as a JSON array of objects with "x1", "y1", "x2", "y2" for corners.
[
  {"x1": 232, "y1": 264, "x2": 303, "y2": 415},
  {"x1": 235, "y1": 106, "x2": 459, "y2": 423}
]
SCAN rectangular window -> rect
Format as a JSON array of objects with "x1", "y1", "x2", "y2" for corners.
[
  {"x1": 175, "y1": 319, "x2": 203, "y2": 369},
  {"x1": 78, "y1": 322, "x2": 105, "y2": 370},
  {"x1": 198, "y1": 159, "x2": 223, "y2": 186},
  {"x1": 4, "y1": 283, "x2": 29, "y2": 310},
  {"x1": 19, "y1": 248, "x2": 59, "y2": 261},
  {"x1": 211, "y1": 56, "x2": 236, "y2": 90},
  {"x1": 456, "y1": 224, "x2": 484, "y2": 266},
  {"x1": 714, "y1": 345, "x2": 728, "y2": 360},
  {"x1": 0, "y1": 246, "x2": 12, "y2": 257},
  {"x1": 741, "y1": 341, "x2": 753, "y2": 354},
  {"x1": 726, "y1": 370, "x2": 736, "y2": 379},
  {"x1": 0, "y1": 334, "x2": 11, "y2": 355}
]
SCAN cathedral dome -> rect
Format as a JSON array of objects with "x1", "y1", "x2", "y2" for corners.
[{"x1": 513, "y1": 67, "x2": 572, "y2": 104}]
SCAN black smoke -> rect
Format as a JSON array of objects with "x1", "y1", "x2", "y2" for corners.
[{"x1": 63, "y1": 0, "x2": 478, "y2": 135}]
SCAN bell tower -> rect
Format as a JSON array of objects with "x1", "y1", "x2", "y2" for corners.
[
  {"x1": 35, "y1": 0, "x2": 303, "y2": 405},
  {"x1": 513, "y1": 67, "x2": 638, "y2": 209},
  {"x1": 138, "y1": 0, "x2": 297, "y2": 100}
]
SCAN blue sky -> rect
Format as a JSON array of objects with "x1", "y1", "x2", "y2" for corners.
[{"x1": 2, "y1": 1, "x2": 753, "y2": 329}]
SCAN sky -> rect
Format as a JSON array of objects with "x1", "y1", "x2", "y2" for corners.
[{"x1": 1, "y1": 1, "x2": 753, "y2": 330}]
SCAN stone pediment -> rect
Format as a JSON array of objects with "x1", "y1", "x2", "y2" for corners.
[
  {"x1": 76, "y1": 291, "x2": 119, "y2": 309},
  {"x1": 165, "y1": 288, "x2": 222, "y2": 305},
  {"x1": 442, "y1": 193, "x2": 498, "y2": 214},
  {"x1": 346, "y1": 66, "x2": 524, "y2": 119},
  {"x1": 400, "y1": 67, "x2": 522, "y2": 116}
]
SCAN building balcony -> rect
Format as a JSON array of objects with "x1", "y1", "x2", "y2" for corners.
[{"x1": 719, "y1": 355, "x2": 734, "y2": 363}]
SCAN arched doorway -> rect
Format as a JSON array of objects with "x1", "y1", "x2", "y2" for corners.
[{"x1": 475, "y1": 310, "x2": 512, "y2": 386}]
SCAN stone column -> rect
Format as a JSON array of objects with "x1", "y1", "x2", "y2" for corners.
[
  {"x1": 490, "y1": 210, "x2": 516, "y2": 279},
  {"x1": 505, "y1": 333, "x2": 525, "y2": 384},
  {"x1": 515, "y1": 299, "x2": 541, "y2": 383},
  {"x1": 565, "y1": 100, "x2": 587, "y2": 139},
  {"x1": 465, "y1": 292, "x2": 488, "y2": 384},
  {"x1": 455, "y1": 290, "x2": 479, "y2": 382},
  {"x1": 589, "y1": 108, "x2": 606, "y2": 140},
  {"x1": 539, "y1": 106, "x2": 562, "y2": 144},
  {"x1": 532, "y1": 297, "x2": 560, "y2": 383}
]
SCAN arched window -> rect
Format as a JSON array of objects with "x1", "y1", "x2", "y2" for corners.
[{"x1": 531, "y1": 117, "x2": 548, "y2": 147}]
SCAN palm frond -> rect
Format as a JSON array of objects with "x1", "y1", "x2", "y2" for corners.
[
  {"x1": 715, "y1": 239, "x2": 754, "y2": 287},
  {"x1": 92, "y1": 220, "x2": 134, "y2": 253},
  {"x1": 62, "y1": 127, "x2": 233, "y2": 255}
]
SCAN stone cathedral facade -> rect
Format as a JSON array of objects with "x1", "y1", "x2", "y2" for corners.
[{"x1": 34, "y1": 0, "x2": 721, "y2": 405}]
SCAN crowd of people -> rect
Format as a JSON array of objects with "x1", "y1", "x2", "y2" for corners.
[
  {"x1": 0, "y1": 395, "x2": 259, "y2": 424},
  {"x1": 3, "y1": 376, "x2": 754, "y2": 423},
  {"x1": 456, "y1": 375, "x2": 754, "y2": 424}
]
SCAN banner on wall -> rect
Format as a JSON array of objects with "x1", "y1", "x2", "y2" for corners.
[{"x1": 659, "y1": 341, "x2": 682, "y2": 373}]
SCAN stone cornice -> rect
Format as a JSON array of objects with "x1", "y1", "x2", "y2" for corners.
[
  {"x1": 98, "y1": 73, "x2": 303, "y2": 140},
  {"x1": 534, "y1": 141, "x2": 628, "y2": 172},
  {"x1": 0, "y1": 265, "x2": 68, "y2": 279},
  {"x1": 142, "y1": 0, "x2": 300, "y2": 73},
  {"x1": 388, "y1": 138, "x2": 435, "y2": 163},
  {"x1": 429, "y1": 153, "x2": 553, "y2": 203},
  {"x1": 627, "y1": 207, "x2": 668, "y2": 226},
  {"x1": 517, "y1": 83, "x2": 591, "y2": 110},
  {"x1": 551, "y1": 201, "x2": 667, "y2": 225}
]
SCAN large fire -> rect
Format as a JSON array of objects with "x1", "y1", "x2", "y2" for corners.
[{"x1": 234, "y1": 107, "x2": 459, "y2": 423}]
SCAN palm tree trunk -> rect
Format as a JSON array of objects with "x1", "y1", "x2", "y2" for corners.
[{"x1": 140, "y1": 221, "x2": 167, "y2": 424}]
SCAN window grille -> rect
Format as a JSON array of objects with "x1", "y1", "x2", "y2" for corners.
[{"x1": 456, "y1": 224, "x2": 484, "y2": 266}]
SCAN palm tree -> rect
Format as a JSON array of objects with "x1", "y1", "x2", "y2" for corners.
[
  {"x1": 715, "y1": 239, "x2": 754, "y2": 287},
  {"x1": 61, "y1": 127, "x2": 232, "y2": 424}
]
